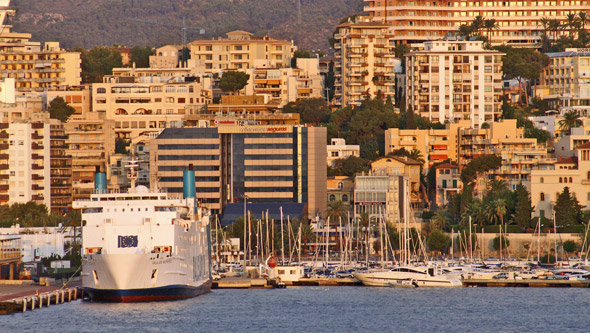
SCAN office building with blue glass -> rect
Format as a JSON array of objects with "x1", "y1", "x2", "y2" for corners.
[{"x1": 150, "y1": 125, "x2": 327, "y2": 221}]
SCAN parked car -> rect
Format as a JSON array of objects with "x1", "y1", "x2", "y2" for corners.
[{"x1": 492, "y1": 273, "x2": 508, "y2": 279}]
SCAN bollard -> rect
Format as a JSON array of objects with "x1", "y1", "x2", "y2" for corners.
[
  {"x1": 22, "y1": 298, "x2": 27, "y2": 313},
  {"x1": 54, "y1": 291, "x2": 59, "y2": 305},
  {"x1": 47, "y1": 293, "x2": 50, "y2": 307},
  {"x1": 68, "y1": 288, "x2": 72, "y2": 302},
  {"x1": 31, "y1": 296, "x2": 35, "y2": 310},
  {"x1": 61, "y1": 290, "x2": 65, "y2": 303},
  {"x1": 38, "y1": 295, "x2": 42, "y2": 309},
  {"x1": 73, "y1": 288, "x2": 77, "y2": 300}
]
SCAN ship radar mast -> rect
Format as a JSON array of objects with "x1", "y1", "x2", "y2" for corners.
[{"x1": 126, "y1": 144, "x2": 139, "y2": 192}]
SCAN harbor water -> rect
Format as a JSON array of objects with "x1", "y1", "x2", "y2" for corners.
[{"x1": 4, "y1": 287, "x2": 590, "y2": 332}]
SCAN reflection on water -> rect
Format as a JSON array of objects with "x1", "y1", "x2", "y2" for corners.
[{"x1": 5, "y1": 287, "x2": 590, "y2": 332}]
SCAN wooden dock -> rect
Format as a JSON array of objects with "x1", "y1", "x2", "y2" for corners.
[
  {"x1": 212, "y1": 277, "x2": 361, "y2": 288},
  {"x1": 0, "y1": 286, "x2": 84, "y2": 315},
  {"x1": 462, "y1": 278, "x2": 590, "y2": 288}
]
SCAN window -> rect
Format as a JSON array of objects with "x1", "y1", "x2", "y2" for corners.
[
  {"x1": 559, "y1": 177, "x2": 562, "y2": 183},
  {"x1": 97, "y1": 88, "x2": 106, "y2": 94},
  {"x1": 329, "y1": 194, "x2": 336, "y2": 201},
  {"x1": 540, "y1": 177, "x2": 544, "y2": 183},
  {"x1": 540, "y1": 192, "x2": 545, "y2": 201},
  {"x1": 569, "y1": 177, "x2": 573, "y2": 183},
  {"x1": 342, "y1": 194, "x2": 348, "y2": 202}
]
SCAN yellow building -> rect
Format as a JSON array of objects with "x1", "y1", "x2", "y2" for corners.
[
  {"x1": 459, "y1": 119, "x2": 554, "y2": 190},
  {"x1": 535, "y1": 49, "x2": 590, "y2": 115},
  {"x1": 384, "y1": 121, "x2": 468, "y2": 168},
  {"x1": 371, "y1": 156, "x2": 423, "y2": 208},
  {"x1": 333, "y1": 19, "x2": 396, "y2": 107},
  {"x1": 244, "y1": 58, "x2": 324, "y2": 107},
  {"x1": 405, "y1": 40, "x2": 504, "y2": 127},
  {"x1": 188, "y1": 31, "x2": 294, "y2": 72},
  {"x1": 65, "y1": 115, "x2": 116, "y2": 201},
  {"x1": 0, "y1": 8, "x2": 81, "y2": 92},
  {"x1": 46, "y1": 85, "x2": 91, "y2": 116},
  {"x1": 530, "y1": 149, "x2": 590, "y2": 218},
  {"x1": 362, "y1": 0, "x2": 588, "y2": 46},
  {"x1": 91, "y1": 75, "x2": 212, "y2": 139},
  {"x1": 150, "y1": 45, "x2": 182, "y2": 69}
]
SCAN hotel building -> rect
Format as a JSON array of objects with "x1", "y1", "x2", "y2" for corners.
[
  {"x1": 149, "y1": 125, "x2": 326, "y2": 219},
  {"x1": 405, "y1": 40, "x2": 503, "y2": 127},
  {"x1": 362, "y1": 0, "x2": 590, "y2": 46},
  {"x1": 333, "y1": 20, "x2": 397, "y2": 107}
]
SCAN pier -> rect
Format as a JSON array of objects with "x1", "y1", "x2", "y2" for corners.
[
  {"x1": 0, "y1": 279, "x2": 83, "y2": 315},
  {"x1": 462, "y1": 278, "x2": 590, "y2": 288},
  {"x1": 212, "y1": 277, "x2": 361, "y2": 289}
]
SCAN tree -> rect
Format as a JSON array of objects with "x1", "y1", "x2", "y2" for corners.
[
  {"x1": 563, "y1": 240, "x2": 578, "y2": 254},
  {"x1": 48, "y1": 97, "x2": 76, "y2": 122},
  {"x1": 283, "y1": 98, "x2": 331, "y2": 125},
  {"x1": 130, "y1": 46, "x2": 153, "y2": 68},
  {"x1": 431, "y1": 210, "x2": 451, "y2": 231},
  {"x1": 559, "y1": 110, "x2": 583, "y2": 134},
  {"x1": 115, "y1": 138, "x2": 129, "y2": 154},
  {"x1": 219, "y1": 71, "x2": 250, "y2": 94},
  {"x1": 460, "y1": 155, "x2": 502, "y2": 184},
  {"x1": 328, "y1": 156, "x2": 370, "y2": 177},
  {"x1": 514, "y1": 184, "x2": 533, "y2": 230},
  {"x1": 291, "y1": 49, "x2": 312, "y2": 68},
  {"x1": 554, "y1": 187, "x2": 583, "y2": 227},
  {"x1": 81, "y1": 46, "x2": 123, "y2": 83},
  {"x1": 427, "y1": 230, "x2": 450, "y2": 253}
]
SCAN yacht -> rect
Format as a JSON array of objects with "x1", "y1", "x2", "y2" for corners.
[{"x1": 355, "y1": 266, "x2": 462, "y2": 287}]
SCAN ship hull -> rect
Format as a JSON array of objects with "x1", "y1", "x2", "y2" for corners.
[{"x1": 85, "y1": 280, "x2": 212, "y2": 302}]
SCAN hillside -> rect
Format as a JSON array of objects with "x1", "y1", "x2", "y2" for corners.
[{"x1": 11, "y1": 0, "x2": 363, "y2": 52}]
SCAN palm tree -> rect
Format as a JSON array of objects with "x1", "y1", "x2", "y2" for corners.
[
  {"x1": 325, "y1": 200, "x2": 347, "y2": 223},
  {"x1": 489, "y1": 179, "x2": 508, "y2": 196},
  {"x1": 566, "y1": 13, "x2": 578, "y2": 39},
  {"x1": 483, "y1": 19, "x2": 498, "y2": 47},
  {"x1": 458, "y1": 24, "x2": 474, "y2": 38},
  {"x1": 548, "y1": 19, "x2": 562, "y2": 46},
  {"x1": 540, "y1": 17, "x2": 551, "y2": 51},
  {"x1": 579, "y1": 12, "x2": 588, "y2": 31},
  {"x1": 471, "y1": 15, "x2": 485, "y2": 38},
  {"x1": 431, "y1": 210, "x2": 450, "y2": 231},
  {"x1": 559, "y1": 110, "x2": 583, "y2": 133},
  {"x1": 409, "y1": 148, "x2": 425, "y2": 165}
]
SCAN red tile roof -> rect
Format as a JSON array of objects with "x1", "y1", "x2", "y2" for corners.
[{"x1": 435, "y1": 163, "x2": 459, "y2": 169}]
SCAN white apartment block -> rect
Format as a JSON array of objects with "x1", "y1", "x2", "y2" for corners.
[
  {"x1": 327, "y1": 138, "x2": 360, "y2": 166},
  {"x1": 406, "y1": 40, "x2": 504, "y2": 128}
]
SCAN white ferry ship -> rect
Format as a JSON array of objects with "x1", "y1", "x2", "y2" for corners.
[{"x1": 75, "y1": 163, "x2": 212, "y2": 302}]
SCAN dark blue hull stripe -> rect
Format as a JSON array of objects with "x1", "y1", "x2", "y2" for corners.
[{"x1": 85, "y1": 281, "x2": 212, "y2": 302}]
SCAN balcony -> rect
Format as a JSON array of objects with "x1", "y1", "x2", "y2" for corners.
[
  {"x1": 32, "y1": 133, "x2": 44, "y2": 140},
  {"x1": 0, "y1": 184, "x2": 8, "y2": 191},
  {"x1": 32, "y1": 174, "x2": 44, "y2": 180},
  {"x1": 32, "y1": 143, "x2": 44, "y2": 150},
  {"x1": 0, "y1": 153, "x2": 7, "y2": 160},
  {"x1": 582, "y1": 179, "x2": 590, "y2": 185},
  {"x1": 0, "y1": 194, "x2": 8, "y2": 202},
  {"x1": 32, "y1": 184, "x2": 44, "y2": 191},
  {"x1": 0, "y1": 164, "x2": 8, "y2": 170},
  {"x1": 0, "y1": 132, "x2": 7, "y2": 139},
  {"x1": 0, "y1": 143, "x2": 8, "y2": 150},
  {"x1": 32, "y1": 164, "x2": 44, "y2": 170},
  {"x1": 32, "y1": 153, "x2": 43, "y2": 160},
  {"x1": 32, "y1": 194, "x2": 44, "y2": 201}
]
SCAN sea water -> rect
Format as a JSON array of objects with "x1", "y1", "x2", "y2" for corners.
[{"x1": 4, "y1": 287, "x2": 589, "y2": 332}]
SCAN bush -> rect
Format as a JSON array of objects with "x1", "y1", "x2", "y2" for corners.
[
  {"x1": 562, "y1": 240, "x2": 578, "y2": 253},
  {"x1": 559, "y1": 225, "x2": 585, "y2": 233},
  {"x1": 540, "y1": 253, "x2": 556, "y2": 264},
  {"x1": 427, "y1": 230, "x2": 450, "y2": 253},
  {"x1": 492, "y1": 235, "x2": 510, "y2": 251},
  {"x1": 483, "y1": 225, "x2": 523, "y2": 233}
]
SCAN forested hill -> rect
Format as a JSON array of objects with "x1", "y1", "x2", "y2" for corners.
[{"x1": 11, "y1": 0, "x2": 363, "y2": 51}]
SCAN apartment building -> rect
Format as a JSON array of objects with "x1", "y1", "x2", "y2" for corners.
[
  {"x1": 149, "y1": 45, "x2": 182, "y2": 69},
  {"x1": 406, "y1": 40, "x2": 504, "y2": 128},
  {"x1": 0, "y1": 9, "x2": 81, "y2": 92},
  {"x1": 384, "y1": 121, "x2": 469, "y2": 168},
  {"x1": 150, "y1": 125, "x2": 326, "y2": 219},
  {"x1": 530, "y1": 143, "x2": 590, "y2": 218},
  {"x1": 65, "y1": 116, "x2": 116, "y2": 201},
  {"x1": 46, "y1": 85, "x2": 91, "y2": 116},
  {"x1": 184, "y1": 95, "x2": 300, "y2": 128},
  {"x1": 0, "y1": 121, "x2": 70, "y2": 211},
  {"x1": 535, "y1": 49, "x2": 590, "y2": 116},
  {"x1": 327, "y1": 138, "x2": 360, "y2": 166},
  {"x1": 458, "y1": 119, "x2": 554, "y2": 190},
  {"x1": 188, "y1": 31, "x2": 294, "y2": 72},
  {"x1": 362, "y1": 0, "x2": 590, "y2": 46},
  {"x1": 244, "y1": 58, "x2": 324, "y2": 107},
  {"x1": 371, "y1": 156, "x2": 424, "y2": 209},
  {"x1": 333, "y1": 20, "x2": 396, "y2": 107},
  {"x1": 91, "y1": 75, "x2": 211, "y2": 140},
  {"x1": 433, "y1": 163, "x2": 461, "y2": 208}
]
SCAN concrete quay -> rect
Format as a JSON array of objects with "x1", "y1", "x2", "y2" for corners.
[{"x1": 462, "y1": 278, "x2": 590, "y2": 288}]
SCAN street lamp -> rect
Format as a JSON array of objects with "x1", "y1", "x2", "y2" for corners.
[{"x1": 242, "y1": 194, "x2": 248, "y2": 276}]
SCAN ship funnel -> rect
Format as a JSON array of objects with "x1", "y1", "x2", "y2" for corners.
[
  {"x1": 183, "y1": 164, "x2": 196, "y2": 199},
  {"x1": 94, "y1": 166, "x2": 107, "y2": 194}
]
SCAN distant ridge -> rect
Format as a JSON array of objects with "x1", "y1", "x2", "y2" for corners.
[{"x1": 11, "y1": 0, "x2": 363, "y2": 51}]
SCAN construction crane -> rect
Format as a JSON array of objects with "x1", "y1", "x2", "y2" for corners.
[{"x1": 129, "y1": 17, "x2": 205, "y2": 66}]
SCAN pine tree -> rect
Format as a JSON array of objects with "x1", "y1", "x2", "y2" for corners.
[
  {"x1": 514, "y1": 184, "x2": 533, "y2": 230},
  {"x1": 554, "y1": 187, "x2": 581, "y2": 227}
]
